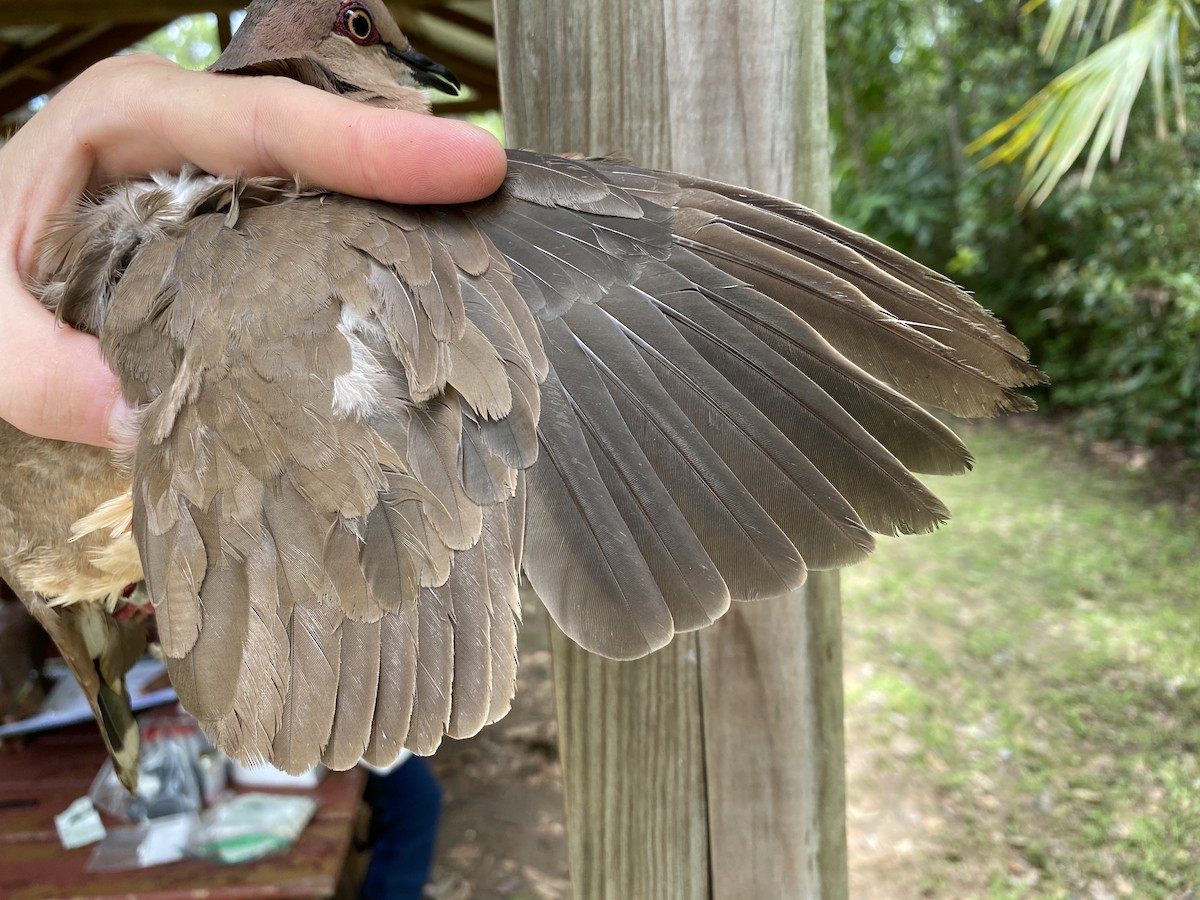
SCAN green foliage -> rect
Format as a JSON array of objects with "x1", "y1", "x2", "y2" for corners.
[
  {"x1": 970, "y1": 0, "x2": 1196, "y2": 206},
  {"x1": 463, "y1": 109, "x2": 505, "y2": 143},
  {"x1": 827, "y1": 0, "x2": 1200, "y2": 456},
  {"x1": 134, "y1": 15, "x2": 221, "y2": 70},
  {"x1": 968, "y1": 98, "x2": 1200, "y2": 455},
  {"x1": 1029, "y1": 144, "x2": 1200, "y2": 451}
]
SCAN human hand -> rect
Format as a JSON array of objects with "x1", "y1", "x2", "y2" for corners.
[{"x1": 0, "y1": 54, "x2": 507, "y2": 447}]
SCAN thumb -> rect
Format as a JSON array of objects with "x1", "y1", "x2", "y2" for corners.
[{"x1": 0, "y1": 284, "x2": 130, "y2": 447}]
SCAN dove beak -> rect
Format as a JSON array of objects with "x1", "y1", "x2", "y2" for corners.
[{"x1": 390, "y1": 46, "x2": 462, "y2": 96}]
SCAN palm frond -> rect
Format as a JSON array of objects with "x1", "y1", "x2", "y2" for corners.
[
  {"x1": 1022, "y1": 0, "x2": 1131, "y2": 58},
  {"x1": 968, "y1": 1, "x2": 1192, "y2": 206}
]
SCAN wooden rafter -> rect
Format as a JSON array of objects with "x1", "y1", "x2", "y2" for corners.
[
  {"x1": 0, "y1": 4, "x2": 499, "y2": 120},
  {"x1": 0, "y1": 5, "x2": 239, "y2": 27},
  {"x1": 0, "y1": 23, "x2": 163, "y2": 118}
]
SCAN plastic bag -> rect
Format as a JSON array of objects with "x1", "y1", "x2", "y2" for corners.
[
  {"x1": 86, "y1": 813, "x2": 198, "y2": 872},
  {"x1": 187, "y1": 792, "x2": 317, "y2": 864},
  {"x1": 89, "y1": 715, "x2": 202, "y2": 822}
]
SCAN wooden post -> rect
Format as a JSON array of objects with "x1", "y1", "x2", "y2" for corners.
[{"x1": 494, "y1": 2, "x2": 847, "y2": 897}]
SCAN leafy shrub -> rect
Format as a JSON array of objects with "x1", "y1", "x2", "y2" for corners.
[{"x1": 827, "y1": 0, "x2": 1200, "y2": 456}]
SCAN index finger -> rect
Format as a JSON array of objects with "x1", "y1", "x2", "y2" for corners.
[{"x1": 11, "y1": 55, "x2": 508, "y2": 273}]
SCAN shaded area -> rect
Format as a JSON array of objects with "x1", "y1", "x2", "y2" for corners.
[{"x1": 426, "y1": 589, "x2": 569, "y2": 899}]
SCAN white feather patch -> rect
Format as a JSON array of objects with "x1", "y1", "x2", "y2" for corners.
[
  {"x1": 333, "y1": 308, "x2": 389, "y2": 418},
  {"x1": 149, "y1": 170, "x2": 226, "y2": 216}
]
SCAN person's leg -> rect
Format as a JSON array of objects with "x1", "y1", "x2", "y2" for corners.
[{"x1": 360, "y1": 758, "x2": 443, "y2": 900}]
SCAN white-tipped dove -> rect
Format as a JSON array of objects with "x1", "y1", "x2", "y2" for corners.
[{"x1": 0, "y1": 0, "x2": 1042, "y2": 787}]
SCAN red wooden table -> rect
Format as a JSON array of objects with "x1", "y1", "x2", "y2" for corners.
[{"x1": 0, "y1": 724, "x2": 366, "y2": 899}]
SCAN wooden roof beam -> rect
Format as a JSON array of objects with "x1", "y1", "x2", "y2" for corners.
[
  {"x1": 0, "y1": 4, "x2": 239, "y2": 27},
  {"x1": 420, "y1": 6, "x2": 494, "y2": 39},
  {"x1": 0, "y1": 22, "x2": 163, "y2": 117}
]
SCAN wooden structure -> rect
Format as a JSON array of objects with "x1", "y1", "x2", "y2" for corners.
[
  {"x1": 0, "y1": 722, "x2": 367, "y2": 899},
  {"x1": 0, "y1": 3, "x2": 849, "y2": 896},
  {"x1": 496, "y1": 2, "x2": 847, "y2": 896},
  {"x1": 0, "y1": 2, "x2": 499, "y2": 118}
]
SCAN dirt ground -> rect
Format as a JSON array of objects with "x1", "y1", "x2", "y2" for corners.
[
  {"x1": 425, "y1": 590, "x2": 571, "y2": 900},
  {"x1": 424, "y1": 589, "x2": 920, "y2": 900},
  {"x1": 842, "y1": 667, "x2": 959, "y2": 899}
]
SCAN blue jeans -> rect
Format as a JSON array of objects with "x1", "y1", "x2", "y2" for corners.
[{"x1": 360, "y1": 757, "x2": 442, "y2": 900}]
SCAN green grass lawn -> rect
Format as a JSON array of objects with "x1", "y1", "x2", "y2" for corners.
[{"x1": 843, "y1": 420, "x2": 1200, "y2": 898}]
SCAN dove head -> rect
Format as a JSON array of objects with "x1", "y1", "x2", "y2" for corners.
[{"x1": 211, "y1": 0, "x2": 461, "y2": 112}]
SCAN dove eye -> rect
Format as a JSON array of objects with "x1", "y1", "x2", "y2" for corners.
[{"x1": 338, "y1": 4, "x2": 378, "y2": 44}]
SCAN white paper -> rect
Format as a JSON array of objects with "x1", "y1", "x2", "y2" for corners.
[
  {"x1": 55, "y1": 796, "x2": 107, "y2": 850},
  {"x1": 137, "y1": 814, "x2": 194, "y2": 866}
]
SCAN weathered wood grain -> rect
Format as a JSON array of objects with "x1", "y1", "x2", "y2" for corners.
[
  {"x1": 550, "y1": 625, "x2": 709, "y2": 900},
  {"x1": 495, "y1": 1, "x2": 846, "y2": 896},
  {"x1": 699, "y1": 574, "x2": 848, "y2": 899}
]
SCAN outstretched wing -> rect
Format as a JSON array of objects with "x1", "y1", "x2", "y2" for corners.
[
  {"x1": 90, "y1": 150, "x2": 1034, "y2": 772},
  {"x1": 478, "y1": 152, "x2": 1039, "y2": 658}
]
